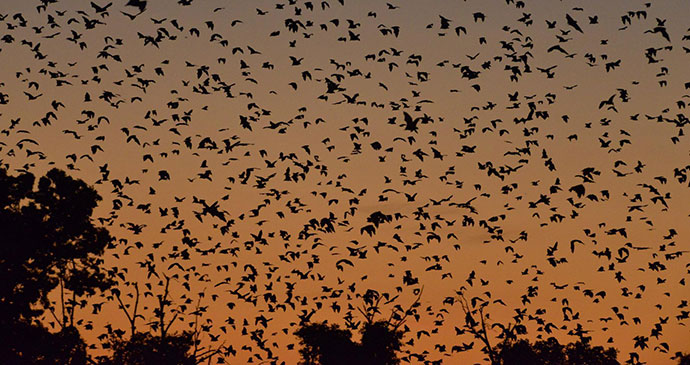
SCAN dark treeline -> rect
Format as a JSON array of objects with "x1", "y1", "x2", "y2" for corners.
[
  {"x1": 0, "y1": 168, "x2": 199, "y2": 364},
  {"x1": 2, "y1": 168, "x2": 689, "y2": 364}
]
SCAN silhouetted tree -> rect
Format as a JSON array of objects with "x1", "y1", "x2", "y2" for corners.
[
  {"x1": 295, "y1": 321, "x2": 359, "y2": 365},
  {"x1": 564, "y1": 338, "x2": 618, "y2": 365},
  {"x1": 99, "y1": 276, "x2": 222, "y2": 364},
  {"x1": 455, "y1": 290, "x2": 619, "y2": 365},
  {"x1": 5, "y1": 322, "x2": 88, "y2": 365},
  {"x1": 103, "y1": 331, "x2": 196, "y2": 365},
  {"x1": 0, "y1": 168, "x2": 113, "y2": 363},
  {"x1": 295, "y1": 320, "x2": 403, "y2": 365},
  {"x1": 497, "y1": 337, "x2": 619, "y2": 365},
  {"x1": 456, "y1": 290, "x2": 519, "y2": 364},
  {"x1": 359, "y1": 320, "x2": 404, "y2": 364},
  {"x1": 295, "y1": 288, "x2": 419, "y2": 365},
  {"x1": 496, "y1": 337, "x2": 564, "y2": 365}
]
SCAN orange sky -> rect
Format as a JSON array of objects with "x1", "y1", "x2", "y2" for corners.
[{"x1": 1, "y1": 0, "x2": 689, "y2": 363}]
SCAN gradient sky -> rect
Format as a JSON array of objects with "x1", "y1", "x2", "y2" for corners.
[{"x1": 1, "y1": 0, "x2": 689, "y2": 363}]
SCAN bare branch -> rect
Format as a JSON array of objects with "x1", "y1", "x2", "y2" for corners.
[{"x1": 389, "y1": 287, "x2": 423, "y2": 331}]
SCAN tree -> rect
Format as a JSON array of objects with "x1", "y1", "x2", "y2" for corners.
[
  {"x1": 295, "y1": 288, "x2": 419, "y2": 365},
  {"x1": 0, "y1": 168, "x2": 113, "y2": 362},
  {"x1": 359, "y1": 320, "x2": 404, "y2": 364},
  {"x1": 564, "y1": 339, "x2": 618, "y2": 365},
  {"x1": 497, "y1": 337, "x2": 619, "y2": 365},
  {"x1": 455, "y1": 290, "x2": 619, "y2": 365},
  {"x1": 456, "y1": 291, "x2": 518, "y2": 364},
  {"x1": 5, "y1": 321, "x2": 88, "y2": 365},
  {"x1": 295, "y1": 320, "x2": 403, "y2": 365},
  {"x1": 496, "y1": 337, "x2": 565, "y2": 365},
  {"x1": 99, "y1": 276, "x2": 222, "y2": 364},
  {"x1": 295, "y1": 321, "x2": 359, "y2": 365},
  {"x1": 103, "y1": 331, "x2": 196, "y2": 365}
]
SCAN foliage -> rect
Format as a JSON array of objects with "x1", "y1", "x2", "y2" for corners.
[
  {"x1": 0, "y1": 168, "x2": 113, "y2": 362},
  {"x1": 455, "y1": 290, "x2": 619, "y2": 365},
  {"x1": 296, "y1": 321, "x2": 358, "y2": 365},
  {"x1": 295, "y1": 320, "x2": 403, "y2": 365},
  {"x1": 497, "y1": 337, "x2": 619, "y2": 365},
  {"x1": 359, "y1": 321, "x2": 404, "y2": 364},
  {"x1": 0, "y1": 168, "x2": 113, "y2": 324},
  {"x1": 563, "y1": 339, "x2": 619, "y2": 365},
  {"x1": 102, "y1": 331, "x2": 196, "y2": 365},
  {"x1": 1, "y1": 321, "x2": 88, "y2": 365},
  {"x1": 101, "y1": 276, "x2": 224, "y2": 364},
  {"x1": 497, "y1": 337, "x2": 564, "y2": 365}
]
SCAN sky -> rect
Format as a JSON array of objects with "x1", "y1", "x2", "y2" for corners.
[{"x1": 1, "y1": 0, "x2": 689, "y2": 363}]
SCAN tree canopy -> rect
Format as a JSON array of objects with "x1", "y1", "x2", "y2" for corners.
[
  {"x1": 0, "y1": 168, "x2": 210, "y2": 364},
  {"x1": 0, "y1": 168, "x2": 113, "y2": 324},
  {"x1": 101, "y1": 331, "x2": 196, "y2": 365},
  {"x1": 295, "y1": 320, "x2": 403, "y2": 365},
  {"x1": 0, "y1": 168, "x2": 112, "y2": 363},
  {"x1": 496, "y1": 337, "x2": 619, "y2": 365}
]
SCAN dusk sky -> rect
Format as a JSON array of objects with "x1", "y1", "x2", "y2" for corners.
[{"x1": 1, "y1": 0, "x2": 689, "y2": 363}]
